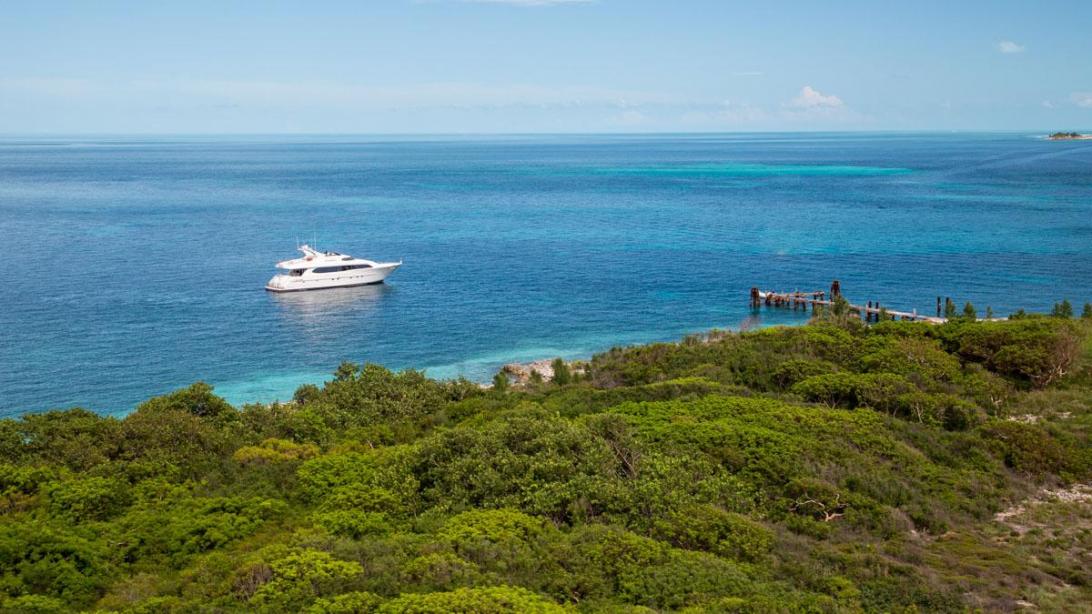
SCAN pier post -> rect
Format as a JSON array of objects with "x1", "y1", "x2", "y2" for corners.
[
  {"x1": 936, "y1": 296, "x2": 941, "y2": 318},
  {"x1": 831, "y1": 280, "x2": 841, "y2": 298},
  {"x1": 750, "y1": 287, "x2": 760, "y2": 308}
]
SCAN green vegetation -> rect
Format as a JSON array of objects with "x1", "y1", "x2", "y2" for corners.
[
  {"x1": 962, "y1": 301, "x2": 977, "y2": 320},
  {"x1": 1052, "y1": 299, "x2": 1074, "y2": 319},
  {"x1": 2, "y1": 315, "x2": 1091, "y2": 612},
  {"x1": 944, "y1": 297, "x2": 957, "y2": 319}
]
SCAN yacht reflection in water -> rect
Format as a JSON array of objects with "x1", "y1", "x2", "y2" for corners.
[{"x1": 269, "y1": 283, "x2": 394, "y2": 343}]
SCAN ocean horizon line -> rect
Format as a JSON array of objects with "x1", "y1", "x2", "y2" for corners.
[{"x1": 0, "y1": 129, "x2": 1082, "y2": 139}]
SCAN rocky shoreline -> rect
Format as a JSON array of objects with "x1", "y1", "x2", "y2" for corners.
[
  {"x1": 498, "y1": 358, "x2": 586, "y2": 386},
  {"x1": 495, "y1": 329, "x2": 732, "y2": 387}
]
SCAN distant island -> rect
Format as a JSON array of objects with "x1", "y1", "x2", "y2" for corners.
[{"x1": 1048, "y1": 131, "x2": 1092, "y2": 140}]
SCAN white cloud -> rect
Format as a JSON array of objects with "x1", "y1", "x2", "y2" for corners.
[
  {"x1": 787, "y1": 85, "x2": 844, "y2": 109},
  {"x1": 996, "y1": 40, "x2": 1025, "y2": 54},
  {"x1": 1042, "y1": 100, "x2": 1055, "y2": 109},
  {"x1": 1071, "y1": 93, "x2": 1092, "y2": 108}
]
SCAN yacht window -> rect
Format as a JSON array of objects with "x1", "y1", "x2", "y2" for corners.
[
  {"x1": 289, "y1": 269, "x2": 304, "y2": 277},
  {"x1": 349, "y1": 264, "x2": 372, "y2": 270},
  {"x1": 312, "y1": 266, "x2": 341, "y2": 273}
]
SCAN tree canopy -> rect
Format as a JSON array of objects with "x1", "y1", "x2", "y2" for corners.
[{"x1": 1, "y1": 316, "x2": 1090, "y2": 612}]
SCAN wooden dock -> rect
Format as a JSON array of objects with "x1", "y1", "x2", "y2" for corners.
[{"x1": 750, "y1": 280, "x2": 947, "y2": 324}]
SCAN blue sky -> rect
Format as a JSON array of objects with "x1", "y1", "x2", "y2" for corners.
[{"x1": 2, "y1": 0, "x2": 1091, "y2": 133}]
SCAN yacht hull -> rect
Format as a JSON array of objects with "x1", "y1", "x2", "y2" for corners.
[
  {"x1": 265, "y1": 264, "x2": 399, "y2": 292},
  {"x1": 265, "y1": 279, "x2": 387, "y2": 292}
]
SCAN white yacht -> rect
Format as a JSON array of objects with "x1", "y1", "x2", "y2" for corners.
[{"x1": 265, "y1": 244, "x2": 401, "y2": 292}]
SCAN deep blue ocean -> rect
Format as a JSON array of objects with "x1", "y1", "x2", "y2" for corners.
[{"x1": 2, "y1": 133, "x2": 1091, "y2": 417}]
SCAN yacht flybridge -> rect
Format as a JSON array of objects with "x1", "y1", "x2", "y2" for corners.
[{"x1": 265, "y1": 245, "x2": 401, "y2": 292}]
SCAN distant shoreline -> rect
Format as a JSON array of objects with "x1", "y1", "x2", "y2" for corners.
[{"x1": 1047, "y1": 132, "x2": 1092, "y2": 140}]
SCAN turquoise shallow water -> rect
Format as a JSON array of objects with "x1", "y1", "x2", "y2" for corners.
[
  {"x1": 595, "y1": 162, "x2": 912, "y2": 176},
  {"x1": 1, "y1": 133, "x2": 1091, "y2": 417}
]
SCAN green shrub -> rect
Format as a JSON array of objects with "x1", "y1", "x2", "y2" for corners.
[
  {"x1": 791, "y1": 372, "x2": 914, "y2": 412},
  {"x1": 234, "y1": 438, "x2": 320, "y2": 465},
  {"x1": 301, "y1": 364, "x2": 461, "y2": 432},
  {"x1": 620, "y1": 549, "x2": 752, "y2": 610},
  {"x1": 411, "y1": 410, "x2": 616, "y2": 520},
  {"x1": 980, "y1": 421, "x2": 1071, "y2": 475},
  {"x1": 963, "y1": 302, "x2": 977, "y2": 320},
  {"x1": 313, "y1": 510, "x2": 392, "y2": 538},
  {"x1": 791, "y1": 372, "x2": 862, "y2": 407},
  {"x1": 771, "y1": 358, "x2": 839, "y2": 389},
  {"x1": 45, "y1": 475, "x2": 131, "y2": 522},
  {"x1": 551, "y1": 359, "x2": 572, "y2": 386},
  {"x1": 0, "y1": 594, "x2": 69, "y2": 613},
  {"x1": 119, "y1": 405, "x2": 234, "y2": 478},
  {"x1": 135, "y1": 382, "x2": 234, "y2": 420},
  {"x1": 398, "y1": 553, "x2": 480, "y2": 591},
  {"x1": 0, "y1": 520, "x2": 113, "y2": 608},
  {"x1": 297, "y1": 449, "x2": 418, "y2": 507},
  {"x1": 947, "y1": 319, "x2": 1082, "y2": 387},
  {"x1": 10, "y1": 409, "x2": 121, "y2": 471},
  {"x1": 439, "y1": 509, "x2": 553, "y2": 574},
  {"x1": 652, "y1": 504, "x2": 773, "y2": 562},
  {"x1": 241, "y1": 547, "x2": 365, "y2": 612},
  {"x1": 894, "y1": 391, "x2": 984, "y2": 430},
  {"x1": 378, "y1": 585, "x2": 565, "y2": 613},
  {"x1": 0, "y1": 463, "x2": 60, "y2": 500},
  {"x1": 1051, "y1": 300, "x2": 1074, "y2": 319},
  {"x1": 859, "y1": 336, "x2": 962, "y2": 385},
  {"x1": 111, "y1": 481, "x2": 285, "y2": 566},
  {"x1": 308, "y1": 591, "x2": 384, "y2": 614},
  {"x1": 293, "y1": 384, "x2": 323, "y2": 405}
]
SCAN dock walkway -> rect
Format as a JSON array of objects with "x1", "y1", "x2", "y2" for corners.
[{"x1": 750, "y1": 281, "x2": 947, "y2": 324}]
